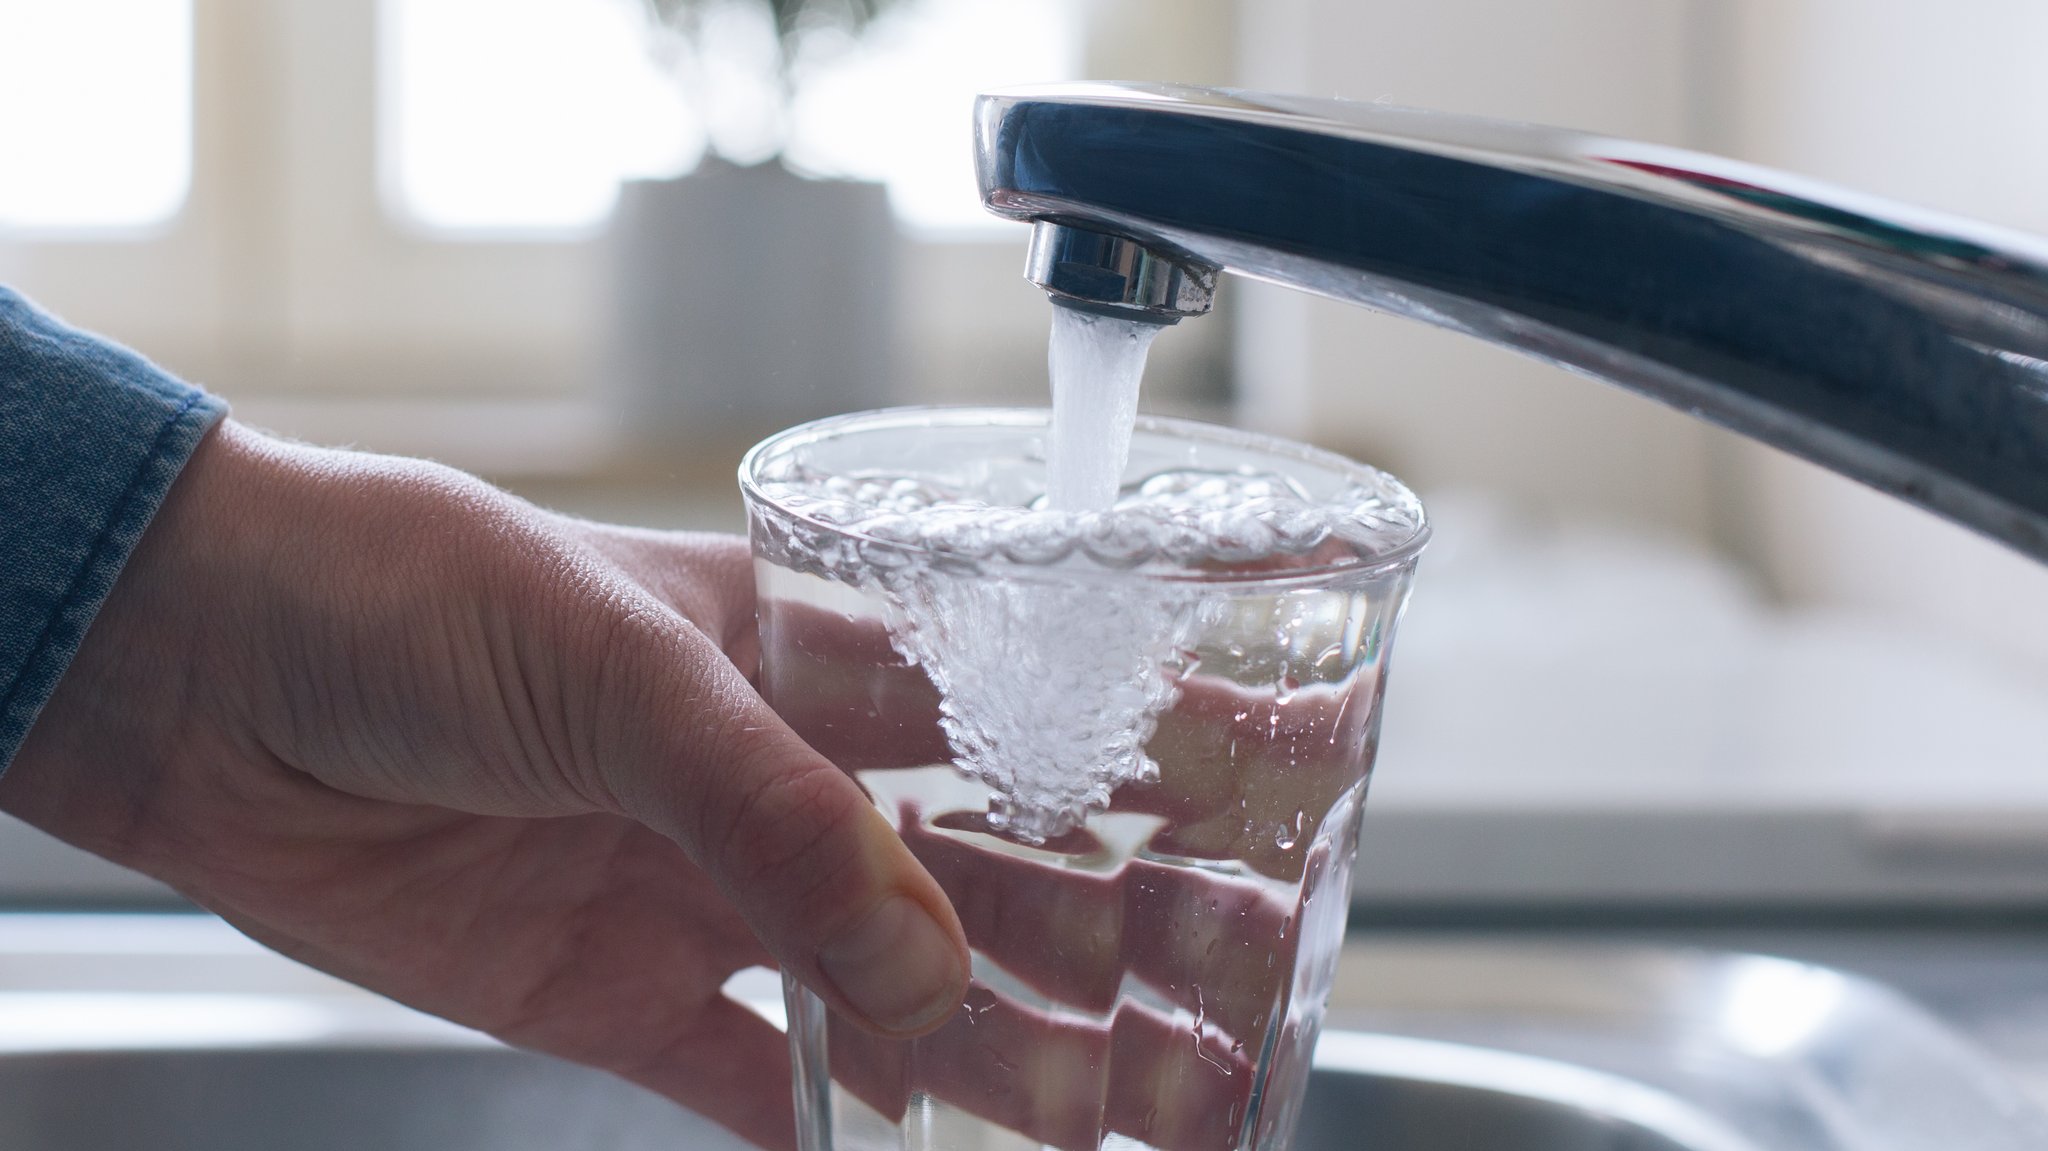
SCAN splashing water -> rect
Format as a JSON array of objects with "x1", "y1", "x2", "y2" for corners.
[{"x1": 748, "y1": 311, "x2": 1421, "y2": 842}]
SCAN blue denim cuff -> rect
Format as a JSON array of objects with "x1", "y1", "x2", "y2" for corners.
[{"x1": 0, "y1": 286, "x2": 228, "y2": 776}]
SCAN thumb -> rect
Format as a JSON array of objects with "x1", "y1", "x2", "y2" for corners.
[{"x1": 597, "y1": 604, "x2": 969, "y2": 1038}]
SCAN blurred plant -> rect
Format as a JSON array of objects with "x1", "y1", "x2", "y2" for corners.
[{"x1": 641, "y1": 0, "x2": 912, "y2": 164}]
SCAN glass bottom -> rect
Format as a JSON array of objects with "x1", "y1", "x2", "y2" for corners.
[{"x1": 788, "y1": 766, "x2": 1365, "y2": 1151}]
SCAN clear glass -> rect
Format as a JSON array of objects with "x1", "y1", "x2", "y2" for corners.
[{"x1": 740, "y1": 408, "x2": 1427, "y2": 1151}]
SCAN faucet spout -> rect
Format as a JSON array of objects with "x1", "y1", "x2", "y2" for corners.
[
  {"x1": 975, "y1": 83, "x2": 2048, "y2": 564},
  {"x1": 1024, "y1": 220, "x2": 1216, "y2": 324}
]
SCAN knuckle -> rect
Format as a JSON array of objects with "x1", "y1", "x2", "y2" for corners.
[{"x1": 710, "y1": 751, "x2": 869, "y2": 910}]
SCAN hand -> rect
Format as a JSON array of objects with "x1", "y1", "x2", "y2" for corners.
[{"x1": 0, "y1": 421, "x2": 972, "y2": 1151}]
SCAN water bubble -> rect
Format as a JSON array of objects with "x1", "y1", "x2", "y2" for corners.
[
  {"x1": 931, "y1": 516, "x2": 1000, "y2": 560},
  {"x1": 1078, "y1": 511, "x2": 1158, "y2": 566},
  {"x1": 997, "y1": 510, "x2": 1076, "y2": 564},
  {"x1": 1155, "y1": 518, "x2": 1213, "y2": 563},
  {"x1": 857, "y1": 536, "x2": 917, "y2": 569},
  {"x1": 1268, "y1": 504, "x2": 1331, "y2": 551},
  {"x1": 1200, "y1": 508, "x2": 1277, "y2": 563}
]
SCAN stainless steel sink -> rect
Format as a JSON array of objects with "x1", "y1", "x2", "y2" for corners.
[
  {"x1": 1301, "y1": 1037, "x2": 1721, "y2": 1151},
  {"x1": 3, "y1": 916, "x2": 2045, "y2": 1150},
  {"x1": 0, "y1": 1041, "x2": 1726, "y2": 1151},
  {"x1": 0, "y1": 1047, "x2": 725, "y2": 1150}
]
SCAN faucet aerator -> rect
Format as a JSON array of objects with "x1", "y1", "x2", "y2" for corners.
[{"x1": 1025, "y1": 221, "x2": 1216, "y2": 326}]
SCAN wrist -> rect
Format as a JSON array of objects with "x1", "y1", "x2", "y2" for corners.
[{"x1": 0, "y1": 419, "x2": 278, "y2": 863}]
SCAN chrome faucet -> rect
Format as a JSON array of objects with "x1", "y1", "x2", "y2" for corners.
[{"x1": 974, "y1": 82, "x2": 2048, "y2": 564}]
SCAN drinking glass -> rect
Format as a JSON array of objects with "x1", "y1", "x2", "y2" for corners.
[{"x1": 740, "y1": 408, "x2": 1427, "y2": 1151}]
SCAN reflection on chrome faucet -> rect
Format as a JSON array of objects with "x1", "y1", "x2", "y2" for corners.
[{"x1": 975, "y1": 82, "x2": 2048, "y2": 564}]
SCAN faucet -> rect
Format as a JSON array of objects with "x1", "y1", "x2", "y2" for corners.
[{"x1": 974, "y1": 82, "x2": 2048, "y2": 564}]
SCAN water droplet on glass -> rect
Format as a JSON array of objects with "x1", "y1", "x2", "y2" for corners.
[
  {"x1": 963, "y1": 985, "x2": 998, "y2": 1024},
  {"x1": 1275, "y1": 671, "x2": 1301, "y2": 704},
  {"x1": 1275, "y1": 811, "x2": 1304, "y2": 851}
]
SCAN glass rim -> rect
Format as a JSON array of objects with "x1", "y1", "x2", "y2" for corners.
[{"x1": 737, "y1": 405, "x2": 1431, "y2": 587}]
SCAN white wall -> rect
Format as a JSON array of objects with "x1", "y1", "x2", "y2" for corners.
[
  {"x1": 3, "y1": 0, "x2": 1179, "y2": 464},
  {"x1": 1237, "y1": 0, "x2": 2048, "y2": 684},
  {"x1": 5, "y1": 0, "x2": 599, "y2": 402},
  {"x1": 1718, "y1": 0, "x2": 2048, "y2": 681}
]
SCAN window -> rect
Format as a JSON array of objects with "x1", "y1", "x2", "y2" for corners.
[
  {"x1": 0, "y1": 0, "x2": 193, "y2": 232},
  {"x1": 785, "y1": 0, "x2": 1082, "y2": 234},
  {"x1": 379, "y1": 0, "x2": 696, "y2": 234},
  {"x1": 379, "y1": 0, "x2": 1079, "y2": 236}
]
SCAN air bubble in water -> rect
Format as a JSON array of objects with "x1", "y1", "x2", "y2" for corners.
[{"x1": 750, "y1": 440, "x2": 1422, "y2": 842}]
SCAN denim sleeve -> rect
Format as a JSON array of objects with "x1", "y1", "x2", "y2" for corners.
[{"x1": 0, "y1": 285, "x2": 228, "y2": 776}]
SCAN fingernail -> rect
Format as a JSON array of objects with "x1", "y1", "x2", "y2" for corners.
[{"x1": 818, "y1": 895, "x2": 965, "y2": 1034}]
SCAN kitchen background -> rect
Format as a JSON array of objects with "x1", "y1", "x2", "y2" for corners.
[{"x1": 3, "y1": 0, "x2": 2047, "y2": 915}]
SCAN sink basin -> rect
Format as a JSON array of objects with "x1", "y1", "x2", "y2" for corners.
[
  {"x1": 3, "y1": 915, "x2": 2045, "y2": 1150},
  {"x1": 0, "y1": 1039, "x2": 1725, "y2": 1151}
]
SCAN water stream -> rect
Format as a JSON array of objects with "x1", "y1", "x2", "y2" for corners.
[{"x1": 1045, "y1": 305, "x2": 1164, "y2": 511}]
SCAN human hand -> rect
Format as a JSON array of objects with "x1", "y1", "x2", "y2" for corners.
[{"x1": 0, "y1": 421, "x2": 972, "y2": 1151}]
